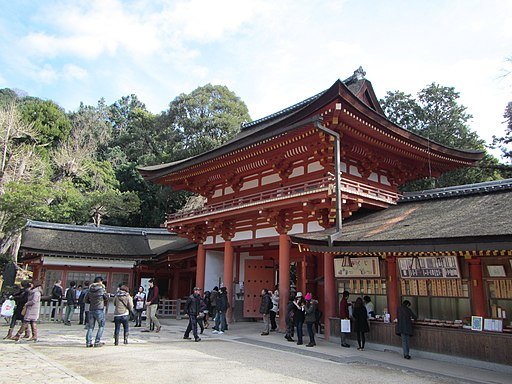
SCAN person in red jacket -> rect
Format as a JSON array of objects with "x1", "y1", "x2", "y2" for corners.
[
  {"x1": 142, "y1": 279, "x2": 161, "y2": 333},
  {"x1": 339, "y1": 290, "x2": 351, "y2": 347}
]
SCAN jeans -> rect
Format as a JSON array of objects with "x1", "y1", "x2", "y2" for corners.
[
  {"x1": 184, "y1": 314, "x2": 199, "y2": 339},
  {"x1": 145, "y1": 304, "x2": 160, "y2": 329},
  {"x1": 86, "y1": 309, "x2": 105, "y2": 345},
  {"x1": 214, "y1": 310, "x2": 226, "y2": 331},
  {"x1": 401, "y1": 333, "x2": 411, "y2": 356},
  {"x1": 306, "y1": 322, "x2": 315, "y2": 345},
  {"x1": 65, "y1": 305, "x2": 75, "y2": 323},
  {"x1": 114, "y1": 315, "x2": 129, "y2": 338},
  {"x1": 270, "y1": 310, "x2": 277, "y2": 330},
  {"x1": 135, "y1": 309, "x2": 143, "y2": 326},
  {"x1": 295, "y1": 321, "x2": 304, "y2": 344}
]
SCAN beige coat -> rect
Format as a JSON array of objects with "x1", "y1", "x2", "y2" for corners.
[
  {"x1": 113, "y1": 291, "x2": 134, "y2": 316},
  {"x1": 24, "y1": 286, "x2": 42, "y2": 321}
]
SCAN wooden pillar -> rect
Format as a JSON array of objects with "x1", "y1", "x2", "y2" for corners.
[
  {"x1": 195, "y1": 243, "x2": 206, "y2": 290},
  {"x1": 278, "y1": 233, "x2": 290, "y2": 331},
  {"x1": 386, "y1": 256, "x2": 399, "y2": 320},
  {"x1": 172, "y1": 271, "x2": 180, "y2": 299},
  {"x1": 323, "y1": 252, "x2": 335, "y2": 341},
  {"x1": 468, "y1": 258, "x2": 486, "y2": 317},
  {"x1": 223, "y1": 240, "x2": 234, "y2": 323}
]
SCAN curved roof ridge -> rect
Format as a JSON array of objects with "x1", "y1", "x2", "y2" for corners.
[{"x1": 26, "y1": 220, "x2": 172, "y2": 236}]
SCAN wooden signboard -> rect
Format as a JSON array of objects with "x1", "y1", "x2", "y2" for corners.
[
  {"x1": 398, "y1": 256, "x2": 460, "y2": 279},
  {"x1": 334, "y1": 257, "x2": 380, "y2": 278}
]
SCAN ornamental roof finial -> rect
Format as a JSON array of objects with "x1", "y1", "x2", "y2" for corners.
[{"x1": 354, "y1": 66, "x2": 366, "y2": 80}]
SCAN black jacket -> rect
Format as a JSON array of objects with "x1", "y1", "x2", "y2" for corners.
[
  {"x1": 12, "y1": 287, "x2": 30, "y2": 319},
  {"x1": 396, "y1": 304, "x2": 418, "y2": 336},
  {"x1": 186, "y1": 293, "x2": 201, "y2": 316},
  {"x1": 216, "y1": 291, "x2": 228, "y2": 311},
  {"x1": 66, "y1": 287, "x2": 77, "y2": 306},
  {"x1": 51, "y1": 284, "x2": 63, "y2": 301},
  {"x1": 259, "y1": 293, "x2": 272, "y2": 315}
]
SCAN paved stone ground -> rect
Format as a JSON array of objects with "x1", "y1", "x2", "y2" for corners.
[{"x1": 0, "y1": 318, "x2": 510, "y2": 384}]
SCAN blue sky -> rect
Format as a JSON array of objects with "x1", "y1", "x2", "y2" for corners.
[{"x1": 1, "y1": 0, "x2": 511, "y2": 153}]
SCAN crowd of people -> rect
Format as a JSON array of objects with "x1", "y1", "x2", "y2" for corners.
[{"x1": 2, "y1": 280, "x2": 418, "y2": 359}]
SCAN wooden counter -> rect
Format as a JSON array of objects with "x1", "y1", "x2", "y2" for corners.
[{"x1": 329, "y1": 317, "x2": 511, "y2": 365}]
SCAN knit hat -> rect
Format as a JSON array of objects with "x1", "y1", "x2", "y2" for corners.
[
  {"x1": 296, "y1": 291, "x2": 303, "y2": 298},
  {"x1": 304, "y1": 293, "x2": 312, "y2": 301}
]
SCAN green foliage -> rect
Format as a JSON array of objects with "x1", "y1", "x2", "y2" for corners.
[
  {"x1": 492, "y1": 102, "x2": 512, "y2": 162},
  {"x1": 86, "y1": 189, "x2": 140, "y2": 226},
  {"x1": 19, "y1": 98, "x2": 71, "y2": 150},
  {"x1": 381, "y1": 83, "x2": 502, "y2": 191}
]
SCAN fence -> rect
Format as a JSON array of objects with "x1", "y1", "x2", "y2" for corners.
[{"x1": 36, "y1": 298, "x2": 185, "y2": 323}]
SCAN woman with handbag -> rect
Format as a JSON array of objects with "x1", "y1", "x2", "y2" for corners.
[
  {"x1": 12, "y1": 280, "x2": 42, "y2": 342},
  {"x1": 4, "y1": 280, "x2": 30, "y2": 340},
  {"x1": 133, "y1": 286, "x2": 146, "y2": 327},
  {"x1": 113, "y1": 285, "x2": 134, "y2": 345}
]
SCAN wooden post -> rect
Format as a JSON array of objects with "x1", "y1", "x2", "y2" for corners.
[
  {"x1": 195, "y1": 243, "x2": 205, "y2": 290},
  {"x1": 323, "y1": 252, "x2": 335, "y2": 340},
  {"x1": 278, "y1": 233, "x2": 290, "y2": 331},
  {"x1": 386, "y1": 256, "x2": 399, "y2": 320},
  {"x1": 468, "y1": 258, "x2": 486, "y2": 317},
  {"x1": 223, "y1": 240, "x2": 234, "y2": 323}
]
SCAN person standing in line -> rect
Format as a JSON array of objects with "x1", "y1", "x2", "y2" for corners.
[
  {"x1": 64, "y1": 281, "x2": 77, "y2": 325},
  {"x1": 259, "y1": 288, "x2": 272, "y2": 336},
  {"x1": 304, "y1": 292, "x2": 318, "y2": 347},
  {"x1": 78, "y1": 281, "x2": 90, "y2": 326},
  {"x1": 212, "y1": 287, "x2": 228, "y2": 334},
  {"x1": 113, "y1": 285, "x2": 134, "y2": 345},
  {"x1": 210, "y1": 286, "x2": 219, "y2": 329},
  {"x1": 85, "y1": 276, "x2": 109, "y2": 347},
  {"x1": 183, "y1": 287, "x2": 203, "y2": 342},
  {"x1": 202, "y1": 290, "x2": 211, "y2": 329},
  {"x1": 293, "y1": 292, "x2": 305, "y2": 345},
  {"x1": 4, "y1": 280, "x2": 30, "y2": 340},
  {"x1": 133, "y1": 286, "x2": 146, "y2": 327},
  {"x1": 12, "y1": 280, "x2": 42, "y2": 342},
  {"x1": 284, "y1": 294, "x2": 296, "y2": 342},
  {"x1": 352, "y1": 297, "x2": 370, "y2": 350},
  {"x1": 339, "y1": 290, "x2": 351, "y2": 348},
  {"x1": 142, "y1": 279, "x2": 161, "y2": 333},
  {"x1": 51, "y1": 279, "x2": 63, "y2": 320},
  {"x1": 363, "y1": 295, "x2": 375, "y2": 318},
  {"x1": 270, "y1": 285, "x2": 279, "y2": 331},
  {"x1": 396, "y1": 300, "x2": 418, "y2": 359}
]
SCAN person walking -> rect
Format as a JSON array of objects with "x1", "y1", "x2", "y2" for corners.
[
  {"x1": 85, "y1": 276, "x2": 109, "y2": 347},
  {"x1": 4, "y1": 281, "x2": 30, "y2": 340},
  {"x1": 259, "y1": 288, "x2": 272, "y2": 336},
  {"x1": 304, "y1": 292, "x2": 318, "y2": 347},
  {"x1": 183, "y1": 287, "x2": 203, "y2": 342},
  {"x1": 352, "y1": 297, "x2": 370, "y2": 350},
  {"x1": 50, "y1": 279, "x2": 63, "y2": 320},
  {"x1": 396, "y1": 300, "x2": 418, "y2": 359},
  {"x1": 12, "y1": 280, "x2": 42, "y2": 342},
  {"x1": 78, "y1": 281, "x2": 90, "y2": 326},
  {"x1": 293, "y1": 292, "x2": 305, "y2": 345},
  {"x1": 133, "y1": 286, "x2": 146, "y2": 327},
  {"x1": 270, "y1": 285, "x2": 279, "y2": 331},
  {"x1": 339, "y1": 290, "x2": 351, "y2": 348},
  {"x1": 113, "y1": 285, "x2": 134, "y2": 345},
  {"x1": 64, "y1": 281, "x2": 77, "y2": 325},
  {"x1": 142, "y1": 279, "x2": 161, "y2": 333}
]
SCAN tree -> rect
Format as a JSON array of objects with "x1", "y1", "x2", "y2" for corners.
[
  {"x1": 165, "y1": 84, "x2": 251, "y2": 158},
  {"x1": 491, "y1": 102, "x2": 512, "y2": 162},
  {"x1": 381, "y1": 83, "x2": 500, "y2": 191}
]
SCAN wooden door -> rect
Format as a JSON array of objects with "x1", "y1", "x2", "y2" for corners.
[{"x1": 244, "y1": 259, "x2": 275, "y2": 318}]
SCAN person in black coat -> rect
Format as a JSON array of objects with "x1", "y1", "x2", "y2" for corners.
[
  {"x1": 352, "y1": 297, "x2": 370, "y2": 350},
  {"x1": 3, "y1": 280, "x2": 30, "y2": 339},
  {"x1": 396, "y1": 300, "x2": 418, "y2": 359},
  {"x1": 184, "y1": 287, "x2": 203, "y2": 342}
]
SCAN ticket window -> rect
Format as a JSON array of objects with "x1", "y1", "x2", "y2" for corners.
[{"x1": 403, "y1": 296, "x2": 471, "y2": 321}]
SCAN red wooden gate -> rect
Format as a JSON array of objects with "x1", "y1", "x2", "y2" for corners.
[{"x1": 243, "y1": 259, "x2": 275, "y2": 318}]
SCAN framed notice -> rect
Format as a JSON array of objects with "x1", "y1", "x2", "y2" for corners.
[
  {"x1": 484, "y1": 318, "x2": 503, "y2": 332},
  {"x1": 398, "y1": 255, "x2": 460, "y2": 279},
  {"x1": 334, "y1": 257, "x2": 380, "y2": 278},
  {"x1": 471, "y1": 316, "x2": 483, "y2": 331},
  {"x1": 487, "y1": 265, "x2": 506, "y2": 277}
]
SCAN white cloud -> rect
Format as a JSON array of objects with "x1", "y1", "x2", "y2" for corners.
[{"x1": 62, "y1": 64, "x2": 88, "y2": 81}]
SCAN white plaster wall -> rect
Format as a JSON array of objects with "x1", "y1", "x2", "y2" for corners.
[
  {"x1": 261, "y1": 173, "x2": 281, "y2": 185},
  {"x1": 290, "y1": 166, "x2": 304, "y2": 178},
  {"x1": 381, "y1": 175, "x2": 391, "y2": 186},
  {"x1": 288, "y1": 223, "x2": 304, "y2": 235},
  {"x1": 232, "y1": 230, "x2": 253, "y2": 242},
  {"x1": 205, "y1": 250, "x2": 224, "y2": 290},
  {"x1": 256, "y1": 227, "x2": 279, "y2": 238},
  {"x1": 307, "y1": 221, "x2": 325, "y2": 232},
  {"x1": 212, "y1": 189, "x2": 222, "y2": 198},
  {"x1": 240, "y1": 179, "x2": 258, "y2": 191},
  {"x1": 350, "y1": 165, "x2": 361, "y2": 177},
  {"x1": 340, "y1": 162, "x2": 347, "y2": 173},
  {"x1": 308, "y1": 161, "x2": 323, "y2": 173},
  {"x1": 369, "y1": 172, "x2": 378, "y2": 182},
  {"x1": 215, "y1": 235, "x2": 224, "y2": 244},
  {"x1": 204, "y1": 236, "x2": 214, "y2": 245},
  {"x1": 224, "y1": 186, "x2": 234, "y2": 195}
]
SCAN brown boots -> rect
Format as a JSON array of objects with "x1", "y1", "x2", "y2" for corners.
[{"x1": 11, "y1": 323, "x2": 37, "y2": 342}]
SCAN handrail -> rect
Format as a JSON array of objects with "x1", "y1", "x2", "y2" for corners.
[{"x1": 167, "y1": 176, "x2": 400, "y2": 222}]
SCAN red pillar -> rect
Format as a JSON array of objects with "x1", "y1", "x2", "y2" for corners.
[
  {"x1": 195, "y1": 243, "x2": 205, "y2": 290},
  {"x1": 278, "y1": 233, "x2": 290, "y2": 331},
  {"x1": 323, "y1": 252, "x2": 335, "y2": 341},
  {"x1": 386, "y1": 256, "x2": 399, "y2": 320},
  {"x1": 468, "y1": 258, "x2": 486, "y2": 317},
  {"x1": 223, "y1": 240, "x2": 234, "y2": 323},
  {"x1": 172, "y1": 271, "x2": 180, "y2": 299}
]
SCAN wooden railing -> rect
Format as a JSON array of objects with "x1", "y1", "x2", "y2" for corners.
[{"x1": 167, "y1": 176, "x2": 400, "y2": 222}]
